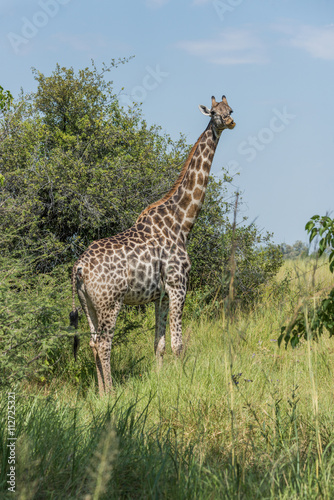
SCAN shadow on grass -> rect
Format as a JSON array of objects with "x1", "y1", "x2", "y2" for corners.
[{"x1": 1, "y1": 388, "x2": 331, "y2": 500}]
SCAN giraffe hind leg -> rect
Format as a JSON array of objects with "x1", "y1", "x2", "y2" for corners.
[
  {"x1": 84, "y1": 299, "x2": 105, "y2": 396},
  {"x1": 95, "y1": 300, "x2": 123, "y2": 394},
  {"x1": 154, "y1": 297, "x2": 168, "y2": 368},
  {"x1": 76, "y1": 278, "x2": 106, "y2": 395},
  {"x1": 90, "y1": 340, "x2": 105, "y2": 396}
]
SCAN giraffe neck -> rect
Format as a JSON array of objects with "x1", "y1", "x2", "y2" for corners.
[
  {"x1": 168, "y1": 122, "x2": 220, "y2": 238},
  {"x1": 136, "y1": 121, "x2": 221, "y2": 241}
]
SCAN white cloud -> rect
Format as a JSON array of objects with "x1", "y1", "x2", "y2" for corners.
[
  {"x1": 176, "y1": 29, "x2": 268, "y2": 65},
  {"x1": 50, "y1": 33, "x2": 109, "y2": 56},
  {"x1": 274, "y1": 21, "x2": 334, "y2": 60},
  {"x1": 288, "y1": 24, "x2": 334, "y2": 60}
]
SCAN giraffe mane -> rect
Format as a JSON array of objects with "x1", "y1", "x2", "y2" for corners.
[{"x1": 136, "y1": 131, "x2": 205, "y2": 221}]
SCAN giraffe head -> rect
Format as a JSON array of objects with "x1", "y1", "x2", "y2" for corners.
[{"x1": 199, "y1": 95, "x2": 235, "y2": 134}]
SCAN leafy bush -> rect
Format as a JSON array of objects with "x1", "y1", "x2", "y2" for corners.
[
  {"x1": 188, "y1": 217, "x2": 283, "y2": 309},
  {"x1": 279, "y1": 214, "x2": 334, "y2": 348},
  {"x1": 278, "y1": 289, "x2": 334, "y2": 348}
]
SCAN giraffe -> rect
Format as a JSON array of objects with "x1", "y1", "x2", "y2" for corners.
[{"x1": 70, "y1": 95, "x2": 235, "y2": 395}]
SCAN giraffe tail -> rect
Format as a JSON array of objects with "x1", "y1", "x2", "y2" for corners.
[{"x1": 69, "y1": 266, "x2": 80, "y2": 361}]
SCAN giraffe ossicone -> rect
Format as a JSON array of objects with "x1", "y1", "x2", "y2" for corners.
[{"x1": 70, "y1": 95, "x2": 235, "y2": 395}]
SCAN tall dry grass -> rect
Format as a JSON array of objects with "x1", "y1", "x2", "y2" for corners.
[{"x1": 1, "y1": 258, "x2": 334, "y2": 499}]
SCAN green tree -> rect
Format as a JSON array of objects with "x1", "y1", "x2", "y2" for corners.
[
  {"x1": 0, "y1": 85, "x2": 13, "y2": 184},
  {"x1": 0, "y1": 63, "x2": 188, "y2": 270},
  {"x1": 188, "y1": 185, "x2": 283, "y2": 308},
  {"x1": 187, "y1": 176, "x2": 230, "y2": 290},
  {"x1": 280, "y1": 240, "x2": 309, "y2": 260},
  {"x1": 0, "y1": 85, "x2": 12, "y2": 111}
]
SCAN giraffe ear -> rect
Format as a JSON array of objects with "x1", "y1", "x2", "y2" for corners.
[{"x1": 199, "y1": 104, "x2": 211, "y2": 116}]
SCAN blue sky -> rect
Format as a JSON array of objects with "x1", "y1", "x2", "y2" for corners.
[{"x1": 1, "y1": 0, "x2": 334, "y2": 244}]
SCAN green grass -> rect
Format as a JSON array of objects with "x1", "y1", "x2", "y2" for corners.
[{"x1": 1, "y1": 258, "x2": 334, "y2": 499}]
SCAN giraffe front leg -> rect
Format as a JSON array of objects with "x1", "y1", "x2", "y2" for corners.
[
  {"x1": 166, "y1": 285, "x2": 186, "y2": 357},
  {"x1": 154, "y1": 297, "x2": 169, "y2": 368}
]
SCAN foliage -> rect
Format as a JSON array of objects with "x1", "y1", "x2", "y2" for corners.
[
  {"x1": 278, "y1": 289, "x2": 334, "y2": 348},
  {"x1": 0, "y1": 63, "x2": 188, "y2": 271},
  {"x1": 306, "y1": 215, "x2": 334, "y2": 271},
  {"x1": 0, "y1": 86, "x2": 12, "y2": 111},
  {"x1": 222, "y1": 225, "x2": 283, "y2": 307},
  {"x1": 187, "y1": 176, "x2": 230, "y2": 290},
  {"x1": 188, "y1": 216, "x2": 283, "y2": 309},
  {"x1": 0, "y1": 256, "x2": 77, "y2": 387},
  {"x1": 0, "y1": 86, "x2": 13, "y2": 185},
  {"x1": 279, "y1": 215, "x2": 334, "y2": 348}
]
